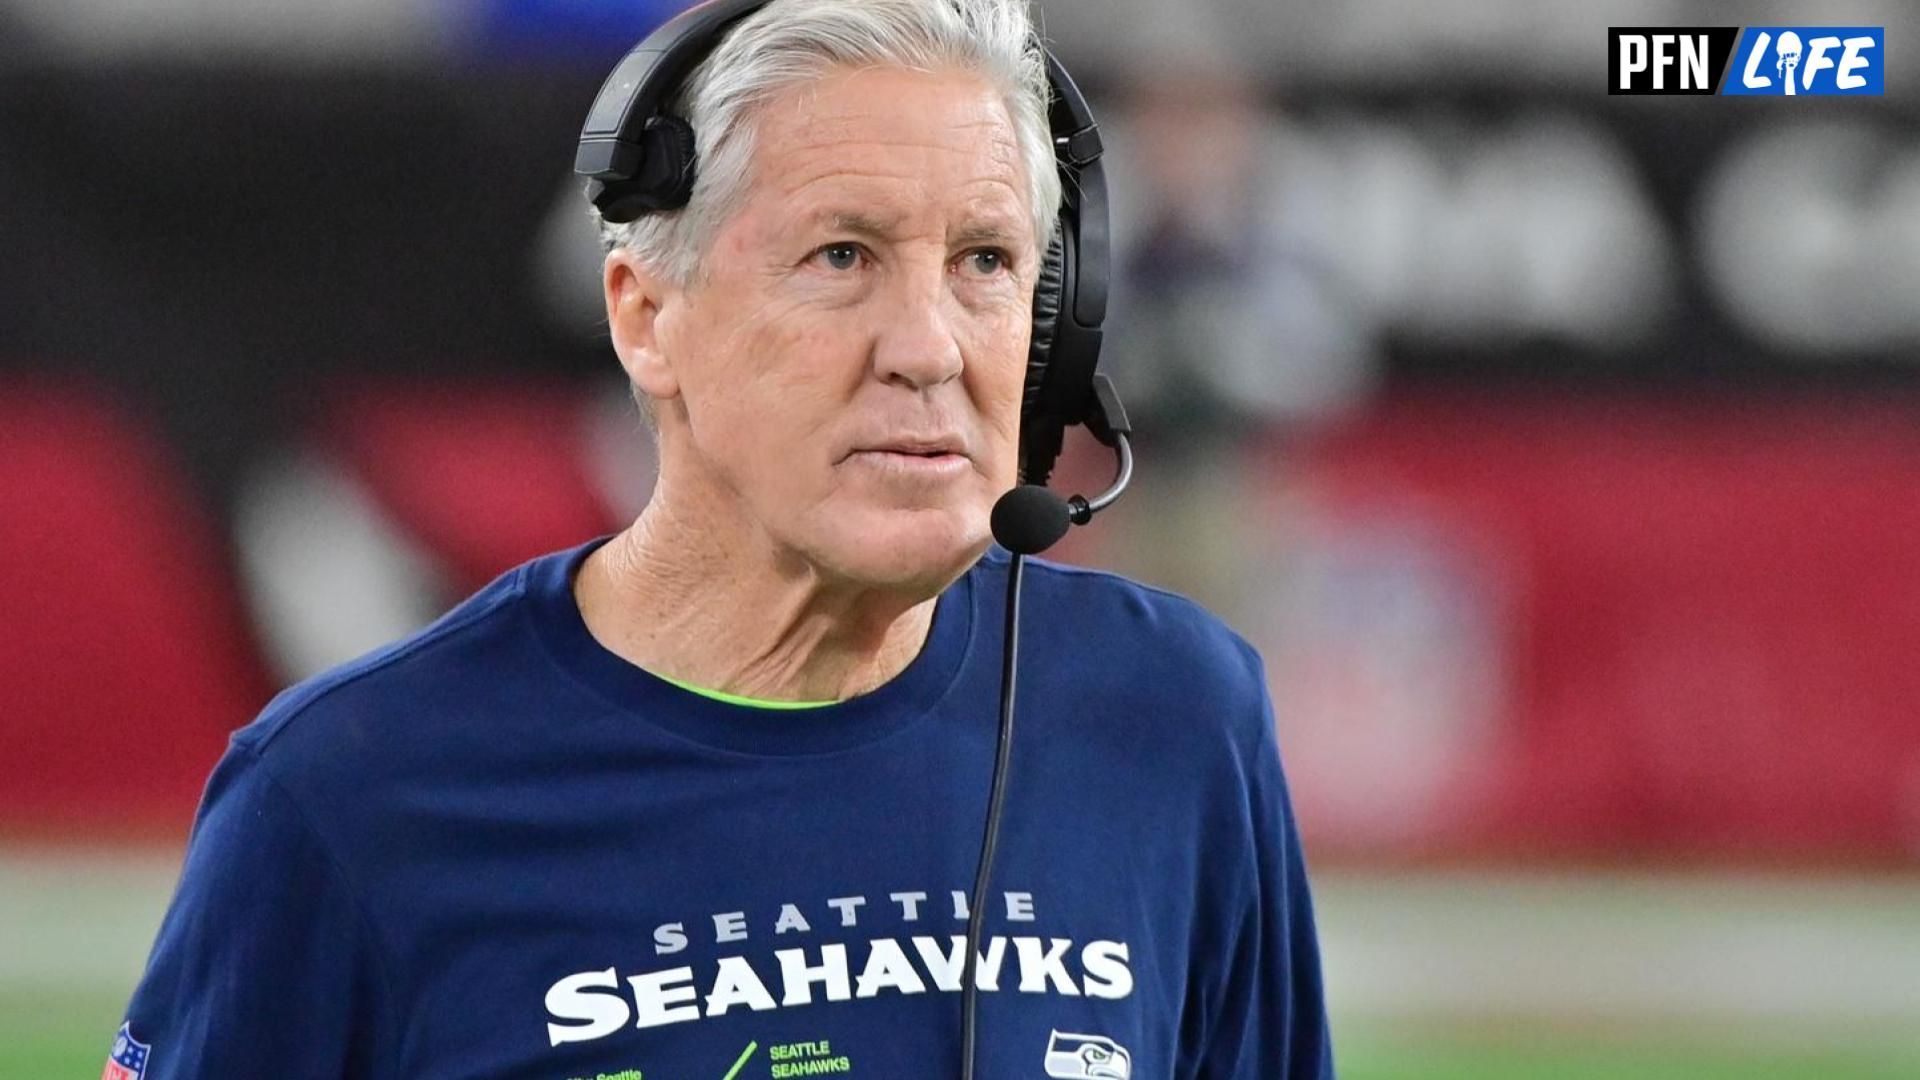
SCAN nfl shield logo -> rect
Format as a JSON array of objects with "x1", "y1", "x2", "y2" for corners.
[{"x1": 102, "y1": 1022, "x2": 150, "y2": 1080}]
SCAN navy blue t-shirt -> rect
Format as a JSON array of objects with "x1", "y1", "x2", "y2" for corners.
[{"x1": 119, "y1": 539, "x2": 1334, "y2": 1079}]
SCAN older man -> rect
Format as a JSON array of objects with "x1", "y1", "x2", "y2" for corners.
[{"x1": 115, "y1": 1, "x2": 1332, "y2": 1077}]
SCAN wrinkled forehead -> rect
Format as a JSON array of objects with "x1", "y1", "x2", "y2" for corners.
[{"x1": 741, "y1": 66, "x2": 1036, "y2": 244}]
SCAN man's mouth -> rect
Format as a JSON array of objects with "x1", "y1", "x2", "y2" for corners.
[
  {"x1": 845, "y1": 442, "x2": 970, "y2": 477},
  {"x1": 848, "y1": 435, "x2": 967, "y2": 461}
]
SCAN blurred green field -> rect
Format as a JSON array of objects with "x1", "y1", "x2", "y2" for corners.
[
  {"x1": 1, "y1": 989, "x2": 126, "y2": 1080},
  {"x1": 7, "y1": 857, "x2": 1919, "y2": 1080},
  {"x1": 11, "y1": 1002, "x2": 1918, "y2": 1079},
  {"x1": 1341, "y1": 1034, "x2": 1920, "y2": 1080}
]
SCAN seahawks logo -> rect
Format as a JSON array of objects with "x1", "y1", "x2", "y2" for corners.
[{"x1": 1043, "y1": 1029, "x2": 1132, "y2": 1079}]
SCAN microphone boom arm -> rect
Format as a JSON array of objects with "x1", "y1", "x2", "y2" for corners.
[
  {"x1": 1067, "y1": 374, "x2": 1134, "y2": 525},
  {"x1": 1067, "y1": 432, "x2": 1132, "y2": 526}
]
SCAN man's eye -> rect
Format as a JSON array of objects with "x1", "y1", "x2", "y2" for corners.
[
  {"x1": 816, "y1": 243, "x2": 863, "y2": 271},
  {"x1": 964, "y1": 249, "x2": 1008, "y2": 276}
]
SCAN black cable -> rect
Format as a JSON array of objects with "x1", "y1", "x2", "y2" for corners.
[{"x1": 959, "y1": 550, "x2": 1025, "y2": 1080}]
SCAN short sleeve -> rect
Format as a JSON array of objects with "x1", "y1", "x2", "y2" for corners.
[
  {"x1": 1192, "y1": 648, "x2": 1336, "y2": 1079},
  {"x1": 114, "y1": 741, "x2": 396, "y2": 1079}
]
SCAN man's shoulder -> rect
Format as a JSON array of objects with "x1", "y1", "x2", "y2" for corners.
[
  {"x1": 992, "y1": 546, "x2": 1261, "y2": 668},
  {"x1": 981, "y1": 546, "x2": 1269, "y2": 733},
  {"x1": 234, "y1": 554, "x2": 542, "y2": 764}
]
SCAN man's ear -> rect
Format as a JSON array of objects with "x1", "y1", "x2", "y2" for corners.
[{"x1": 604, "y1": 248, "x2": 682, "y2": 402}]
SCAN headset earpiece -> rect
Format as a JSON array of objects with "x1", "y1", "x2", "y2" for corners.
[
  {"x1": 1026, "y1": 226, "x2": 1067, "y2": 415},
  {"x1": 1021, "y1": 225, "x2": 1068, "y2": 484},
  {"x1": 590, "y1": 115, "x2": 699, "y2": 224}
]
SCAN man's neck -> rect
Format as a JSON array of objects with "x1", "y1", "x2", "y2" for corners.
[{"x1": 571, "y1": 499, "x2": 940, "y2": 705}]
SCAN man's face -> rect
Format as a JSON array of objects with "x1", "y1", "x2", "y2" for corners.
[{"x1": 613, "y1": 64, "x2": 1037, "y2": 592}]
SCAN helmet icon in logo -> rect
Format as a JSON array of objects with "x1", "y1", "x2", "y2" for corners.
[{"x1": 1043, "y1": 1029, "x2": 1132, "y2": 1079}]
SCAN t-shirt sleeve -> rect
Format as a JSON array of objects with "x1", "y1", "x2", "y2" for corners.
[
  {"x1": 1193, "y1": 648, "x2": 1336, "y2": 1080},
  {"x1": 114, "y1": 740, "x2": 396, "y2": 1079}
]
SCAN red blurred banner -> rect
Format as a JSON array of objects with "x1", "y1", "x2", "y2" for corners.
[
  {"x1": 0, "y1": 382, "x2": 266, "y2": 844},
  {"x1": 1252, "y1": 393, "x2": 1920, "y2": 865}
]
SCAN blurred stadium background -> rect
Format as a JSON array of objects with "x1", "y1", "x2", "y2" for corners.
[{"x1": 5, "y1": 0, "x2": 1920, "y2": 1075}]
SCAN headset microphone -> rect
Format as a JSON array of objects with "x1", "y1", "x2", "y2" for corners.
[
  {"x1": 989, "y1": 487, "x2": 1071, "y2": 556},
  {"x1": 989, "y1": 372, "x2": 1135, "y2": 556}
]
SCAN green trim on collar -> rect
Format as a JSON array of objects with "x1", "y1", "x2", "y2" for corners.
[{"x1": 649, "y1": 669, "x2": 842, "y2": 710}]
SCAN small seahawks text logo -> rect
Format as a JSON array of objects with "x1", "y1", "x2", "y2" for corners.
[{"x1": 1043, "y1": 1029, "x2": 1131, "y2": 1079}]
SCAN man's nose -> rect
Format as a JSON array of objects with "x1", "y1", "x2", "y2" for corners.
[{"x1": 872, "y1": 268, "x2": 965, "y2": 392}]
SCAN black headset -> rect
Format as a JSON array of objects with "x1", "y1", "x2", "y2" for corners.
[{"x1": 574, "y1": 0, "x2": 1120, "y2": 488}]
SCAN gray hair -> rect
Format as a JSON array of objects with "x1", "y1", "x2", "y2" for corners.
[{"x1": 596, "y1": 0, "x2": 1063, "y2": 286}]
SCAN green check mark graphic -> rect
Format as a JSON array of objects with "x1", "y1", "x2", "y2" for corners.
[{"x1": 721, "y1": 1040, "x2": 759, "y2": 1080}]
